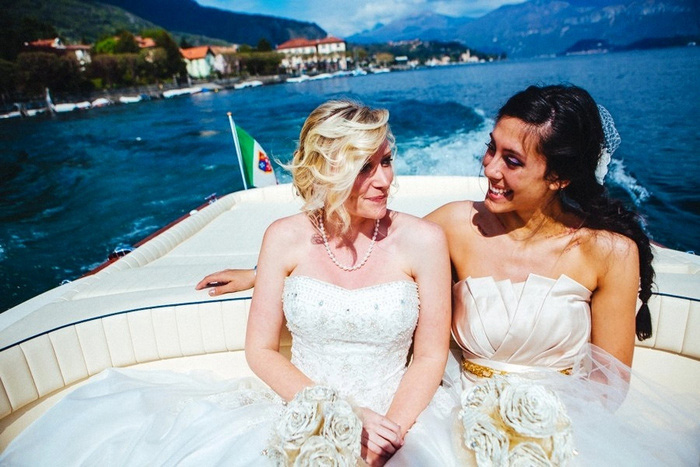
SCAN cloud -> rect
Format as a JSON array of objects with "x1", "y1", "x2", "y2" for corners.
[{"x1": 197, "y1": 0, "x2": 526, "y2": 37}]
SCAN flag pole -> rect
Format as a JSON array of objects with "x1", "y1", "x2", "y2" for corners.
[{"x1": 227, "y1": 112, "x2": 248, "y2": 190}]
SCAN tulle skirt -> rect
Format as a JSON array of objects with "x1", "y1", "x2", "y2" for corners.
[
  {"x1": 0, "y1": 368, "x2": 460, "y2": 466},
  {"x1": 443, "y1": 344, "x2": 700, "y2": 466}
]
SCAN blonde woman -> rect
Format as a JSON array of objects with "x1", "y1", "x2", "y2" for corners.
[{"x1": 2, "y1": 101, "x2": 457, "y2": 466}]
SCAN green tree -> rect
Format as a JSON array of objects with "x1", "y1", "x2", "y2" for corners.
[
  {"x1": 0, "y1": 59, "x2": 17, "y2": 96},
  {"x1": 114, "y1": 30, "x2": 140, "y2": 54},
  {"x1": 15, "y1": 52, "x2": 87, "y2": 96},
  {"x1": 15, "y1": 52, "x2": 62, "y2": 95},
  {"x1": 256, "y1": 38, "x2": 272, "y2": 52},
  {"x1": 89, "y1": 54, "x2": 120, "y2": 88},
  {"x1": 142, "y1": 47, "x2": 172, "y2": 81},
  {"x1": 94, "y1": 37, "x2": 118, "y2": 55},
  {"x1": 237, "y1": 51, "x2": 281, "y2": 76},
  {"x1": 0, "y1": 16, "x2": 58, "y2": 61},
  {"x1": 141, "y1": 29, "x2": 185, "y2": 80}
]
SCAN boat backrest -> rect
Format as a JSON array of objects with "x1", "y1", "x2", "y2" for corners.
[{"x1": 1, "y1": 287, "x2": 698, "y2": 427}]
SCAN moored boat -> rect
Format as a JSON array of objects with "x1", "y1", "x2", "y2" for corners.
[
  {"x1": 233, "y1": 80, "x2": 263, "y2": 89},
  {"x1": 0, "y1": 176, "x2": 697, "y2": 450},
  {"x1": 162, "y1": 86, "x2": 203, "y2": 98}
]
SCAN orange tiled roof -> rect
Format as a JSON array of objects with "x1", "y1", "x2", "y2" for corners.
[
  {"x1": 135, "y1": 36, "x2": 156, "y2": 48},
  {"x1": 277, "y1": 38, "x2": 314, "y2": 50},
  {"x1": 277, "y1": 36, "x2": 345, "y2": 50},
  {"x1": 28, "y1": 39, "x2": 58, "y2": 47},
  {"x1": 180, "y1": 46, "x2": 212, "y2": 60},
  {"x1": 211, "y1": 46, "x2": 237, "y2": 54},
  {"x1": 317, "y1": 36, "x2": 344, "y2": 45}
]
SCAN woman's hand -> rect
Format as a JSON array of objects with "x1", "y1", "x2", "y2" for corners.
[
  {"x1": 358, "y1": 407, "x2": 403, "y2": 466},
  {"x1": 195, "y1": 268, "x2": 256, "y2": 296}
]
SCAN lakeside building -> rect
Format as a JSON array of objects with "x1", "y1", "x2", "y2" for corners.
[
  {"x1": 24, "y1": 38, "x2": 92, "y2": 70},
  {"x1": 181, "y1": 45, "x2": 240, "y2": 79},
  {"x1": 134, "y1": 36, "x2": 156, "y2": 49},
  {"x1": 181, "y1": 46, "x2": 216, "y2": 79},
  {"x1": 211, "y1": 46, "x2": 238, "y2": 76},
  {"x1": 276, "y1": 36, "x2": 347, "y2": 74}
]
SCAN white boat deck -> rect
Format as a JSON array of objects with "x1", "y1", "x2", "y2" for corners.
[{"x1": 0, "y1": 176, "x2": 698, "y2": 449}]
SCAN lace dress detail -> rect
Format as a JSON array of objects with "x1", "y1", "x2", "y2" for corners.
[{"x1": 283, "y1": 276, "x2": 419, "y2": 414}]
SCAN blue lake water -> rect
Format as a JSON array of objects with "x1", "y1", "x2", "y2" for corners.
[{"x1": 1, "y1": 46, "x2": 699, "y2": 311}]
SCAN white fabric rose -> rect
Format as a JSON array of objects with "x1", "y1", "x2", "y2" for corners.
[
  {"x1": 461, "y1": 377, "x2": 503, "y2": 412},
  {"x1": 550, "y1": 426, "x2": 576, "y2": 466},
  {"x1": 276, "y1": 398, "x2": 323, "y2": 451},
  {"x1": 322, "y1": 400, "x2": 362, "y2": 458},
  {"x1": 298, "y1": 385, "x2": 338, "y2": 404},
  {"x1": 508, "y1": 442, "x2": 552, "y2": 467},
  {"x1": 293, "y1": 435, "x2": 349, "y2": 467},
  {"x1": 461, "y1": 411, "x2": 509, "y2": 466},
  {"x1": 263, "y1": 444, "x2": 289, "y2": 467},
  {"x1": 499, "y1": 378, "x2": 561, "y2": 438}
]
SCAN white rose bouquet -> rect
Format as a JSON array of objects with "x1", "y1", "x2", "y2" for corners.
[
  {"x1": 265, "y1": 385, "x2": 363, "y2": 466},
  {"x1": 457, "y1": 375, "x2": 576, "y2": 466}
]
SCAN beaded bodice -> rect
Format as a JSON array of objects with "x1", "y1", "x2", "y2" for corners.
[{"x1": 283, "y1": 276, "x2": 419, "y2": 414}]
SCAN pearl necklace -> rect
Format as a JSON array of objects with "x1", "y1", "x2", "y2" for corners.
[{"x1": 319, "y1": 218, "x2": 380, "y2": 272}]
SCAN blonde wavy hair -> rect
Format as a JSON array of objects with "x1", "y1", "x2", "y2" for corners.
[{"x1": 287, "y1": 100, "x2": 394, "y2": 234}]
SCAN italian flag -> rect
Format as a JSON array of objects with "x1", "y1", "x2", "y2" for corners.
[{"x1": 229, "y1": 113, "x2": 277, "y2": 189}]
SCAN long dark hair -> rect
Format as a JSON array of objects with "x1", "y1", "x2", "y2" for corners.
[{"x1": 497, "y1": 85, "x2": 654, "y2": 340}]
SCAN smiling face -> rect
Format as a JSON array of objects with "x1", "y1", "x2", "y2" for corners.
[
  {"x1": 482, "y1": 117, "x2": 564, "y2": 215},
  {"x1": 344, "y1": 139, "x2": 393, "y2": 221}
]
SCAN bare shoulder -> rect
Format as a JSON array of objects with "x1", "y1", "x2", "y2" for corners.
[
  {"x1": 577, "y1": 228, "x2": 639, "y2": 268},
  {"x1": 424, "y1": 200, "x2": 474, "y2": 230},
  {"x1": 426, "y1": 200, "x2": 473, "y2": 219},
  {"x1": 390, "y1": 210, "x2": 446, "y2": 248},
  {"x1": 264, "y1": 213, "x2": 312, "y2": 246}
]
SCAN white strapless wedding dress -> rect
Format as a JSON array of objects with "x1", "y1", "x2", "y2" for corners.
[
  {"x1": 447, "y1": 274, "x2": 700, "y2": 466},
  {"x1": 0, "y1": 276, "x2": 457, "y2": 466}
]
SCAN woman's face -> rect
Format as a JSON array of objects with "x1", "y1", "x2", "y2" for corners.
[
  {"x1": 482, "y1": 117, "x2": 560, "y2": 214},
  {"x1": 345, "y1": 139, "x2": 393, "y2": 221}
]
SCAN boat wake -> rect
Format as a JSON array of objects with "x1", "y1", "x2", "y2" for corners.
[
  {"x1": 607, "y1": 159, "x2": 650, "y2": 206},
  {"x1": 395, "y1": 118, "x2": 492, "y2": 177}
]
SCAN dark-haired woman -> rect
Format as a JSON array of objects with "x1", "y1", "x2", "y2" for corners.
[
  {"x1": 428, "y1": 84, "x2": 651, "y2": 371},
  {"x1": 428, "y1": 84, "x2": 698, "y2": 465}
]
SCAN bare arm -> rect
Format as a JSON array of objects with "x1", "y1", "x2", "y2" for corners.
[
  {"x1": 385, "y1": 220, "x2": 452, "y2": 436},
  {"x1": 244, "y1": 218, "x2": 314, "y2": 400},
  {"x1": 589, "y1": 234, "x2": 640, "y2": 367},
  {"x1": 195, "y1": 269, "x2": 256, "y2": 295}
]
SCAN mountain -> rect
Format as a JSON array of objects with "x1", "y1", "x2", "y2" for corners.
[
  {"x1": 94, "y1": 0, "x2": 327, "y2": 46},
  {"x1": 458, "y1": 0, "x2": 699, "y2": 57},
  {"x1": 1, "y1": 0, "x2": 159, "y2": 44},
  {"x1": 348, "y1": 0, "x2": 699, "y2": 58},
  {"x1": 348, "y1": 12, "x2": 474, "y2": 43}
]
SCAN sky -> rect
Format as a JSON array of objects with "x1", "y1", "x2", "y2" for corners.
[{"x1": 195, "y1": 0, "x2": 525, "y2": 37}]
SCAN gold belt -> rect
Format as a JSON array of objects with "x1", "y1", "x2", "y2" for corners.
[{"x1": 461, "y1": 359, "x2": 572, "y2": 378}]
